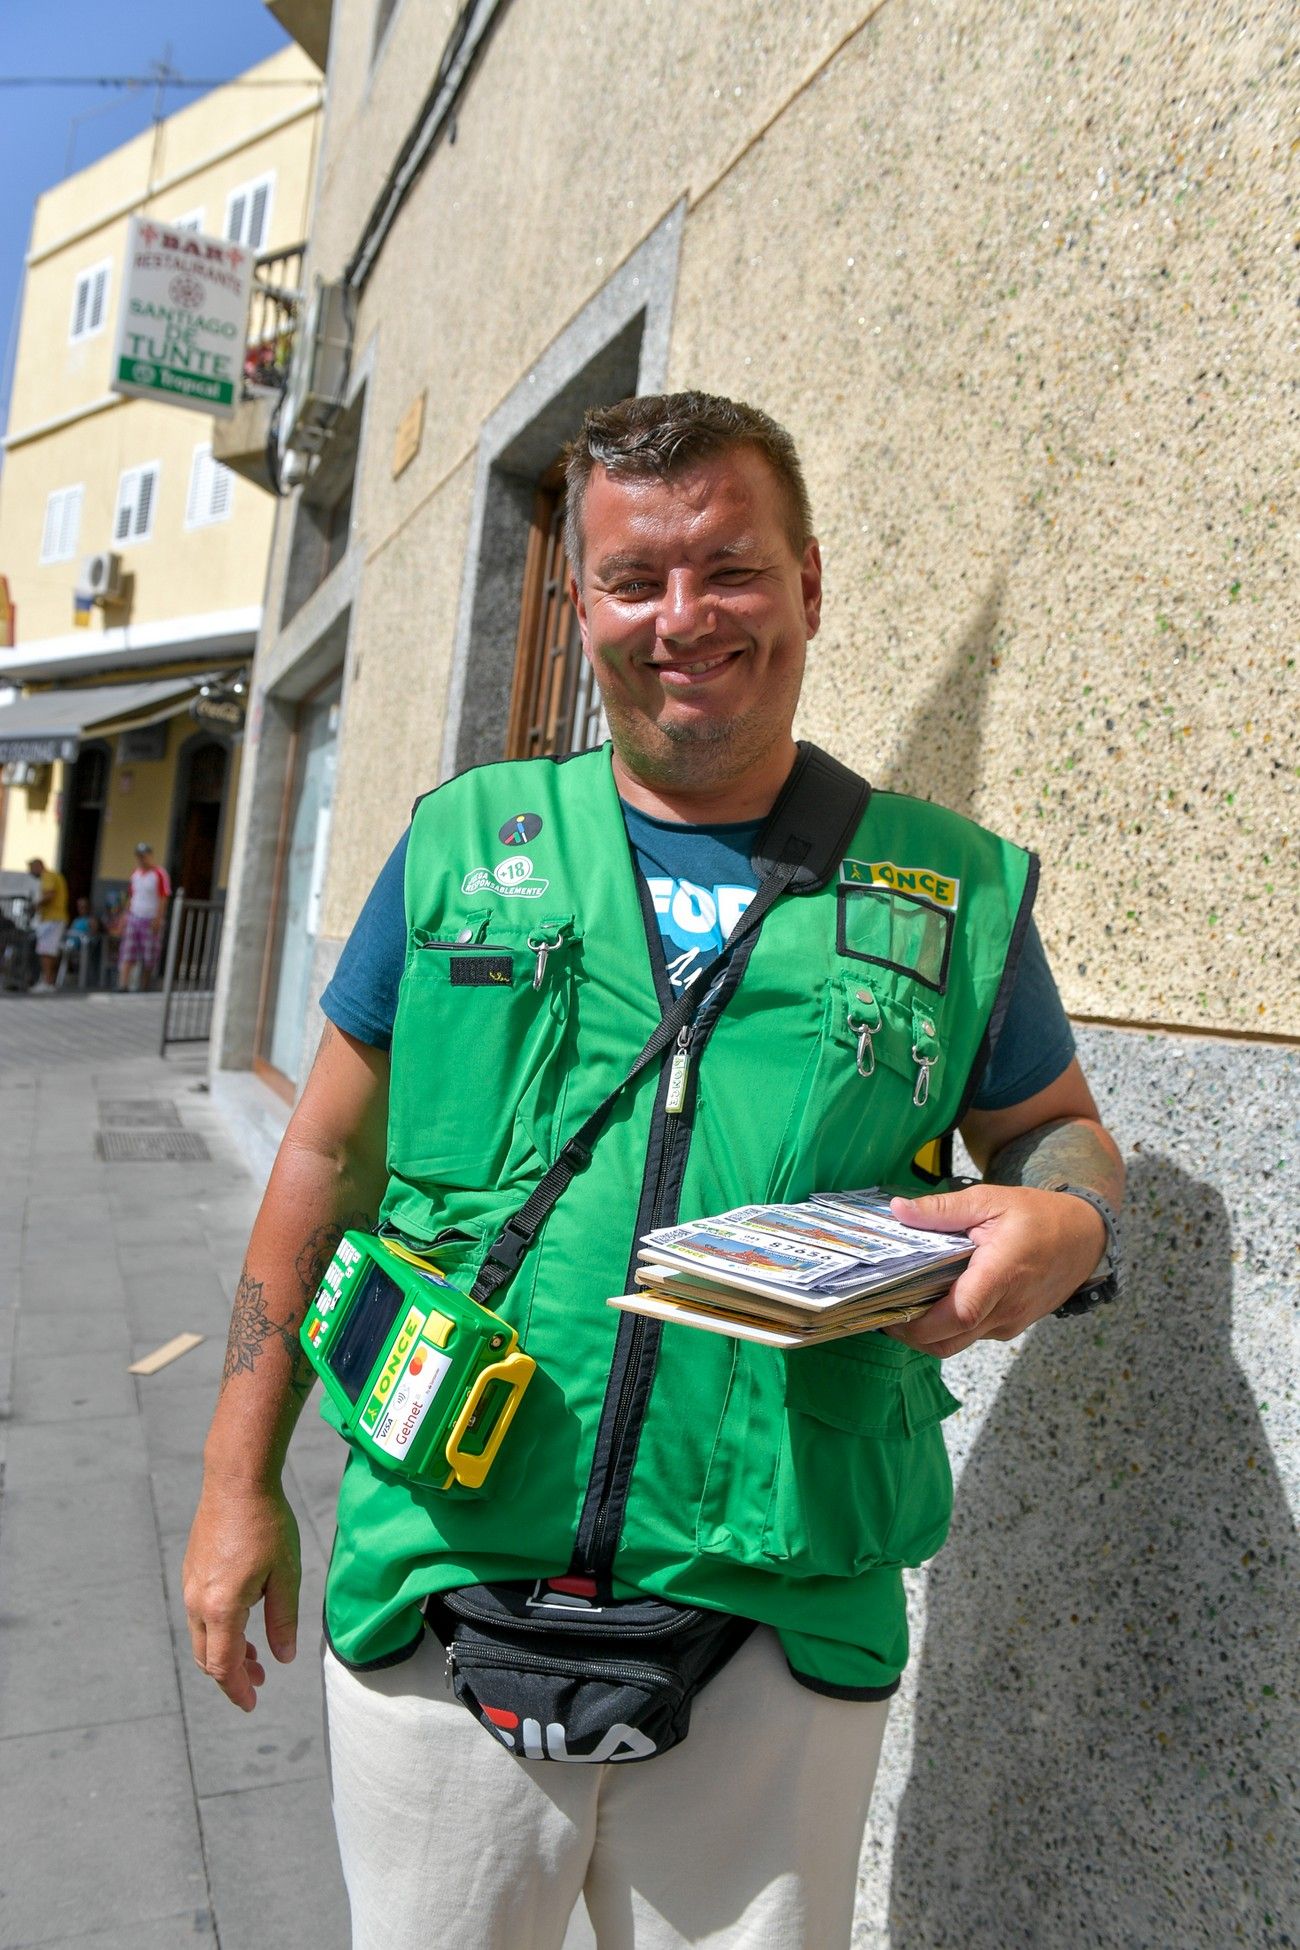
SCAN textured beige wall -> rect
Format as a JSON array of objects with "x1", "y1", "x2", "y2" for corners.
[
  {"x1": 320, "y1": 456, "x2": 476, "y2": 938},
  {"x1": 666, "y1": 1, "x2": 1296, "y2": 1035},
  {"x1": 306, "y1": 1, "x2": 885, "y2": 590},
  {"x1": 288, "y1": 0, "x2": 1294, "y2": 1036}
]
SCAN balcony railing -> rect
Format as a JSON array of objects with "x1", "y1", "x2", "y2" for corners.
[{"x1": 242, "y1": 242, "x2": 306, "y2": 398}]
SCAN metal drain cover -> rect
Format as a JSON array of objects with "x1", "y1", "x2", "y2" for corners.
[
  {"x1": 95, "y1": 1130, "x2": 210, "y2": 1162},
  {"x1": 97, "y1": 1100, "x2": 182, "y2": 1128}
]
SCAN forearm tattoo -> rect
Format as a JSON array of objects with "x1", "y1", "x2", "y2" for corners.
[
  {"x1": 986, "y1": 1117, "x2": 1125, "y2": 1207},
  {"x1": 220, "y1": 1210, "x2": 374, "y2": 1398},
  {"x1": 221, "y1": 1267, "x2": 306, "y2": 1391}
]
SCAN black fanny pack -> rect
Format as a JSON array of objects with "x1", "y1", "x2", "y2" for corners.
[{"x1": 426, "y1": 1580, "x2": 754, "y2": 1764}]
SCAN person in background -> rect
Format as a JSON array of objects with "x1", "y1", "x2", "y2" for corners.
[
  {"x1": 26, "y1": 856, "x2": 68, "y2": 995},
  {"x1": 64, "y1": 897, "x2": 101, "y2": 985},
  {"x1": 118, "y1": 842, "x2": 171, "y2": 993}
]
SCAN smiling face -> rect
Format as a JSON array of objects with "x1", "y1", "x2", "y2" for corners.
[{"x1": 571, "y1": 444, "x2": 822, "y2": 818}]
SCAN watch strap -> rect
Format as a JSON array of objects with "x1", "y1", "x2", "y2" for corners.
[{"x1": 1048, "y1": 1182, "x2": 1122, "y2": 1318}]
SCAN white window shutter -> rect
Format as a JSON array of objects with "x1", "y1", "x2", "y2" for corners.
[
  {"x1": 89, "y1": 267, "x2": 108, "y2": 332},
  {"x1": 134, "y1": 467, "x2": 156, "y2": 538},
  {"x1": 209, "y1": 458, "x2": 233, "y2": 522},
  {"x1": 60, "y1": 487, "x2": 83, "y2": 561},
  {"x1": 248, "y1": 182, "x2": 270, "y2": 251},
  {"x1": 186, "y1": 448, "x2": 207, "y2": 526},
  {"x1": 41, "y1": 495, "x2": 61, "y2": 561},
  {"x1": 115, "y1": 472, "x2": 136, "y2": 542},
  {"x1": 227, "y1": 192, "x2": 247, "y2": 244},
  {"x1": 71, "y1": 276, "x2": 89, "y2": 340}
]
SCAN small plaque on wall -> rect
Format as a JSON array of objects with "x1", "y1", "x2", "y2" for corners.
[
  {"x1": 392, "y1": 390, "x2": 426, "y2": 478},
  {"x1": 118, "y1": 723, "x2": 167, "y2": 763}
]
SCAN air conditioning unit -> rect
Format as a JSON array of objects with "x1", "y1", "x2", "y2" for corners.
[
  {"x1": 76, "y1": 551, "x2": 124, "y2": 604},
  {"x1": 280, "y1": 278, "x2": 352, "y2": 461}
]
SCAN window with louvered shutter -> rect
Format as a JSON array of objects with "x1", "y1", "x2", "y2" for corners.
[
  {"x1": 135, "y1": 468, "x2": 155, "y2": 537},
  {"x1": 248, "y1": 183, "x2": 270, "y2": 251},
  {"x1": 186, "y1": 446, "x2": 234, "y2": 528},
  {"x1": 225, "y1": 174, "x2": 275, "y2": 250},
  {"x1": 69, "y1": 261, "x2": 111, "y2": 342},
  {"x1": 114, "y1": 465, "x2": 160, "y2": 544},
  {"x1": 40, "y1": 486, "x2": 83, "y2": 564},
  {"x1": 60, "y1": 487, "x2": 83, "y2": 560}
]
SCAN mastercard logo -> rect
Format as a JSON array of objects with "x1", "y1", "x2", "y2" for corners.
[{"x1": 409, "y1": 1351, "x2": 425, "y2": 1376}]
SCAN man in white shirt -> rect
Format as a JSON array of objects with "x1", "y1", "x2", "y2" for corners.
[{"x1": 118, "y1": 841, "x2": 171, "y2": 992}]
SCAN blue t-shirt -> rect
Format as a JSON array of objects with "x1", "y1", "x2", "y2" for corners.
[{"x1": 321, "y1": 817, "x2": 1074, "y2": 1111}]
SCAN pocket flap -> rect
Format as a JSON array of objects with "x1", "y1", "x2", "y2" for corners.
[{"x1": 785, "y1": 1343, "x2": 960, "y2": 1439}]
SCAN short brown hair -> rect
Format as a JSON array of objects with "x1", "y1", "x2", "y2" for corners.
[{"x1": 563, "y1": 391, "x2": 813, "y2": 576}]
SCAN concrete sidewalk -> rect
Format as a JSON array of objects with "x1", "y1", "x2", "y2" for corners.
[{"x1": 0, "y1": 989, "x2": 348, "y2": 1949}]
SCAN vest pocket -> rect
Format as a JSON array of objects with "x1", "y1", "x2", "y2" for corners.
[
  {"x1": 696, "y1": 1336, "x2": 959, "y2": 1579},
  {"x1": 764, "y1": 974, "x2": 942, "y2": 1203},
  {"x1": 388, "y1": 924, "x2": 579, "y2": 1188}
]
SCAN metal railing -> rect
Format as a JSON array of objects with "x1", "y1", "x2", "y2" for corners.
[
  {"x1": 159, "y1": 892, "x2": 225, "y2": 1054},
  {"x1": 243, "y1": 242, "x2": 305, "y2": 397}
]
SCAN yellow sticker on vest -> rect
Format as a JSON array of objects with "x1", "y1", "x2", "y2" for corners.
[{"x1": 840, "y1": 859, "x2": 961, "y2": 909}]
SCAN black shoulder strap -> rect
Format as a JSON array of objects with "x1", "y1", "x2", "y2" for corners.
[
  {"x1": 470, "y1": 744, "x2": 870, "y2": 1304},
  {"x1": 751, "y1": 741, "x2": 870, "y2": 890}
]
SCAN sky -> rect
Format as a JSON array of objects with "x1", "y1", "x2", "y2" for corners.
[{"x1": 0, "y1": 0, "x2": 299, "y2": 437}]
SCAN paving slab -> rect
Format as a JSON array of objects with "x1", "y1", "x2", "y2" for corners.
[
  {"x1": 0, "y1": 1566, "x2": 179, "y2": 1741},
  {"x1": 198, "y1": 1777, "x2": 348, "y2": 1950},
  {"x1": 0, "y1": 1715, "x2": 208, "y2": 1949},
  {"x1": 0, "y1": 1476, "x2": 163, "y2": 1597},
  {"x1": 14, "y1": 1915, "x2": 215, "y2": 1949},
  {"x1": 0, "y1": 1414, "x2": 149, "y2": 1497},
  {"x1": 17, "y1": 1261, "x2": 128, "y2": 1312},
  {"x1": 8, "y1": 1355, "x2": 138, "y2": 1426},
  {"x1": 16, "y1": 1308, "x2": 130, "y2": 1360}
]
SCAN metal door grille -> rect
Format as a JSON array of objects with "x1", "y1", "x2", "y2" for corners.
[
  {"x1": 505, "y1": 478, "x2": 606, "y2": 761},
  {"x1": 159, "y1": 893, "x2": 225, "y2": 1054}
]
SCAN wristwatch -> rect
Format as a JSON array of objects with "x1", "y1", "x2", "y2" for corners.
[{"x1": 1048, "y1": 1182, "x2": 1122, "y2": 1317}]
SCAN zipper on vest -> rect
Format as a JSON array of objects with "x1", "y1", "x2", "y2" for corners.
[
  {"x1": 573, "y1": 922, "x2": 762, "y2": 1584},
  {"x1": 663, "y1": 1024, "x2": 692, "y2": 1115},
  {"x1": 582, "y1": 1061, "x2": 696, "y2": 1574}
]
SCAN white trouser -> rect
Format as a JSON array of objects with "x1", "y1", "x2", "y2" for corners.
[{"x1": 323, "y1": 1622, "x2": 888, "y2": 1950}]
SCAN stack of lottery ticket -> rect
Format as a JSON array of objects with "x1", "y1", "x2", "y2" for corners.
[{"x1": 607, "y1": 1188, "x2": 971, "y2": 1347}]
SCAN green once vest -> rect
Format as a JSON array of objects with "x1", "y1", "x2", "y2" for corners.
[{"x1": 323, "y1": 745, "x2": 1037, "y2": 1694}]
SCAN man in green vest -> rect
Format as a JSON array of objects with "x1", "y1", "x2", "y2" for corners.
[{"x1": 185, "y1": 393, "x2": 1123, "y2": 1948}]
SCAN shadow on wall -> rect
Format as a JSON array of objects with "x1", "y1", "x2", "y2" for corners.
[
  {"x1": 890, "y1": 1156, "x2": 1298, "y2": 1950},
  {"x1": 886, "y1": 570, "x2": 1005, "y2": 817}
]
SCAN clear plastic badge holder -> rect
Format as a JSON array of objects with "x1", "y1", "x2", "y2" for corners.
[{"x1": 300, "y1": 1231, "x2": 535, "y2": 1488}]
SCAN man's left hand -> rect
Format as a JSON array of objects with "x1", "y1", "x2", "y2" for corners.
[{"x1": 885, "y1": 1185, "x2": 1107, "y2": 1358}]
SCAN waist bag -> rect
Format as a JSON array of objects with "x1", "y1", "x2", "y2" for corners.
[{"x1": 427, "y1": 1581, "x2": 755, "y2": 1764}]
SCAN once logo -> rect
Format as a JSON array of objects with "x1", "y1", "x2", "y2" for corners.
[{"x1": 493, "y1": 856, "x2": 533, "y2": 887}]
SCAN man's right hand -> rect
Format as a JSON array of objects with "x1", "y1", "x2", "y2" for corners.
[{"x1": 182, "y1": 1482, "x2": 302, "y2": 1712}]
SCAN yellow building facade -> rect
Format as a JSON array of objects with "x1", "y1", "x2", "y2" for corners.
[{"x1": 0, "y1": 47, "x2": 321, "y2": 917}]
